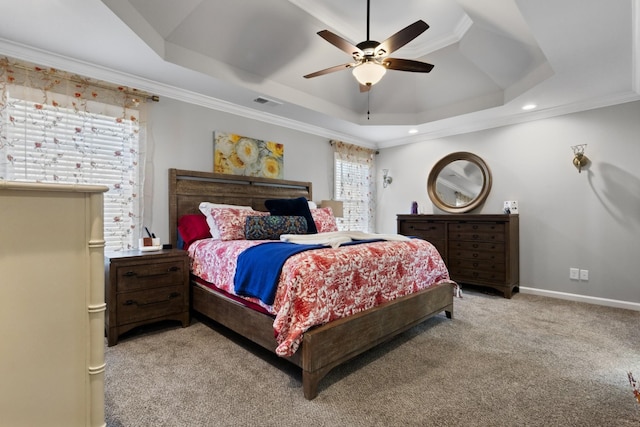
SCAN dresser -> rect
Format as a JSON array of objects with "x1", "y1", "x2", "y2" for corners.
[
  {"x1": 0, "y1": 181, "x2": 107, "y2": 426},
  {"x1": 105, "y1": 249, "x2": 190, "y2": 346},
  {"x1": 398, "y1": 214, "x2": 519, "y2": 298}
]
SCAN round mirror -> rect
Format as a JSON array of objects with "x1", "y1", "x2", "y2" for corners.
[{"x1": 427, "y1": 152, "x2": 492, "y2": 213}]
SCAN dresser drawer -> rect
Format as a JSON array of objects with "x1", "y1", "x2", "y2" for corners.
[
  {"x1": 449, "y1": 240, "x2": 503, "y2": 252},
  {"x1": 449, "y1": 222, "x2": 504, "y2": 234},
  {"x1": 448, "y1": 229, "x2": 505, "y2": 242},
  {"x1": 449, "y1": 268, "x2": 506, "y2": 284},
  {"x1": 448, "y1": 258, "x2": 505, "y2": 273},
  {"x1": 449, "y1": 222, "x2": 505, "y2": 242},
  {"x1": 116, "y1": 260, "x2": 186, "y2": 292},
  {"x1": 449, "y1": 249, "x2": 505, "y2": 263},
  {"x1": 398, "y1": 221, "x2": 445, "y2": 239},
  {"x1": 116, "y1": 285, "x2": 185, "y2": 324}
]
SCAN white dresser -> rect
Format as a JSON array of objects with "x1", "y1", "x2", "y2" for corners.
[{"x1": 0, "y1": 181, "x2": 107, "y2": 427}]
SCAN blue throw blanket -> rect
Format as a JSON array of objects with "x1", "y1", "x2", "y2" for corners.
[{"x1": 234, "y1": 242, "x2": 325, "y2": 305}]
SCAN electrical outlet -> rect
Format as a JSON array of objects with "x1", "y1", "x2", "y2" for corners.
[
  {"x1": 570, "y1": 268, "x2": 580, "y2": 280},
  {"x1": 580, "y1": 269, "x2": 589, "y2": 281}
]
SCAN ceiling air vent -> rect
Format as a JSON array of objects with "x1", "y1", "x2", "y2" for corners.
[{"x1": 253, "y1": 96, "x2": 283, "y2": 107}]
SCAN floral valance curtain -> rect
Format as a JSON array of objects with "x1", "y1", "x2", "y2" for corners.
[
  {"x1": 331, "y1": 140, "x2": 377, "y2": 232},
  {"x1": 0, "y1": 56, "x2": 150, "y2": 250}
]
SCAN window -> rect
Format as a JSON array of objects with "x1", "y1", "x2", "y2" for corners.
[
  {"x1": 332, "y1": 140, "x2": 376, "y2": 232},
  {"x1": 0, "y1": 57, "x2": 147, "y2": 251}
]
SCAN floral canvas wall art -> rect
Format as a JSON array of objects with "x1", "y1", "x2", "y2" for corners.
[{"x1": 214, "y1": 131, "x2": 284, "y2": 179}]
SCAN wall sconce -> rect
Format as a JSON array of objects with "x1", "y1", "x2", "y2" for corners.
[
  {"x1": 319, "y1": 200, "x2": 343, "y2": 217},
  {"x1": 571, "y1": 144, "x2": 589, "y2": 173},
  {"x1": 382, "y1": 169, "x2": 393, "y2": 188}
]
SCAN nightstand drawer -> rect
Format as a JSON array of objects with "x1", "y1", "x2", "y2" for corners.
[
  {"x1": 116, "y1": 285, "x2": 185, "y2": 324},
  {"x1": 116, "y1": 261, "x2": 186, "y2": 292}
]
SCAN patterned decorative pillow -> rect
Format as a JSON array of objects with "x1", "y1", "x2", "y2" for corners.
[
  {"x1": 207, "y1": 208, "x2": 269, "y2": 240},
  {"x1": 199, "y1": 202, "x2": 253, "y2": 239},
  {"x1": 245, "y1": 216, "x2": 308, "y2": 240},
  {"x1": 311, "y1": 207, "x2": 338, "y2": 233}
]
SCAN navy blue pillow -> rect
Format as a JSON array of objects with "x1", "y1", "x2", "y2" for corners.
[{"x1": 264, "y1": 197, "x2": 318, "y2": 234}]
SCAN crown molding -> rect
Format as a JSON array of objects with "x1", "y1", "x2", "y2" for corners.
[
  {"x1": 0, "y1": 38, "x2": 375, "y2": 149},
  {"x1": 377, "y1": 91, "x2": 640, "y2": 149}
]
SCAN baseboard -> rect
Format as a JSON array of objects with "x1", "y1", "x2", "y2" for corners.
[{"x1": 519, "y1": 287, "x2": 640, "y2": 312}]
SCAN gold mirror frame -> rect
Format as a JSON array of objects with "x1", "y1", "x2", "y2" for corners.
[{"x1": 427, "y1": 152, "x2": 492, "y2": 213}]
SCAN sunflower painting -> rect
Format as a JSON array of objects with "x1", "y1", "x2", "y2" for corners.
[{"x1": 213, "y1": 131, "x2": 284, "y2": 179}]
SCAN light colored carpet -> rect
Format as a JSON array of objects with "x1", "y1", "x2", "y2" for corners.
[{"x1": 105, "y1": 289, "x2": 640, "y2": 426}]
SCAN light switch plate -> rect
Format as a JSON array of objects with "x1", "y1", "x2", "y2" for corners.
[{"x1": 570, "y1": 268, "x2": 580, "y2": 280}]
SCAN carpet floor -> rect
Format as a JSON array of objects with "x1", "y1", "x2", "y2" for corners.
[{"x1": 105, "y1": 288, "x2": 640, "y2": 426}]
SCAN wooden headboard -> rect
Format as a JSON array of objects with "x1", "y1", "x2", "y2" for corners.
[{"x1": 168, "y1": 169, "x2": 313, "y2": 248}]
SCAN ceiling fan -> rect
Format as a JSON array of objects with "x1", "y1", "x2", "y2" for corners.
[{"x1": 303, "y1": 0, "x2": 434, "y2": 92}]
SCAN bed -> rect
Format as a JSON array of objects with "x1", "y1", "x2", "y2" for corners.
[{"x1": 168, "y1": 168, "x2": 454, "y2": 399}]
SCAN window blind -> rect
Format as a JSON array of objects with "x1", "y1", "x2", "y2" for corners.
[
  {"x1": 2, "y1": 96, "x2": 140, "y2": 250},
  {"x1": 334, "y1": 156, "x2": 371, "y2": 232}
]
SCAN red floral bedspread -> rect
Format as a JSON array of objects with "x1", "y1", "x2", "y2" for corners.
[{"x1": 188, "y1": 238, "x2": 451, "y2": 357}]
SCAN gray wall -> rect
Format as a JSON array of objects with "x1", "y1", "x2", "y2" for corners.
[
  {"x1": 376, "y1": 101, "x2": 640, "y2": 306},
  {"x1": 143, "y1": 95, "x2": 639, "y2": 307}
]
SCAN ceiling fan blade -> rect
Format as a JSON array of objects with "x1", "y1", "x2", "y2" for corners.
[
  {"x1": 304, "y1": 63, "x2": 355, "y2": 79},
  {"x1": 317, "y1": 30, "x2": 363, "y2": 57},
  {"x1": 376, "y1": 20, "x2": 429, "y2": 56},
  {"x1": 384, "y1": 58, "x2": 434, "y2": 73}
]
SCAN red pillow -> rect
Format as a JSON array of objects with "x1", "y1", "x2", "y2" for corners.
[{"x1": 178, "y1": 214, "x2": 211, "y2": 249}]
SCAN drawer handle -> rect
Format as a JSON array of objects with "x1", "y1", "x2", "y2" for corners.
[
  {"x1": 123, "y1": 267, "x2": 180, "y2": 278},
  {"x1": 472, "y1": 234, "x2": 479, "y2": 239},
  {"x1": 123, "y1": 292, "x2": 181, "y2": 307}
]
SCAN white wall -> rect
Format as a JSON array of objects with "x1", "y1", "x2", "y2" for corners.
[
  {"x1": 145, "y1": 97, "x2": 335, "y2": 246},
  {"x1": 377, "y1": 101, "x2": 640, "y2": 305}
]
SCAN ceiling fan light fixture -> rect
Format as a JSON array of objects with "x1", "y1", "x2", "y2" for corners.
[{"x1": 352, "y1": 61, "x2": 386, "y2": 86}]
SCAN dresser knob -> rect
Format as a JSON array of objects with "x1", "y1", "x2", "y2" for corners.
[
  {"x1": 168, "y1": 266, "x2": 179, "y2": 272},
  {"x1": 123, "y1": 271, "x2": 137, "y2": 277}
]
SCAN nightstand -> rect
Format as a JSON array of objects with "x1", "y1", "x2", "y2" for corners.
[{"x1": 105, "y1": 249, "x2": 190, "y2": 346}]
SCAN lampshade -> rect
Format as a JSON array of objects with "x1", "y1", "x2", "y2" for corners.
[
  {"x1": 319, "y1": 200, "x2": 344, "y2": 218},
  {"x1": 352, "y1": 61, "x2": 386, "y2": 86}
]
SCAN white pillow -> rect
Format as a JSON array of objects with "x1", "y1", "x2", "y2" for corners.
[
  {"x1": 199, "y1": 202, "x2": 253, "y2": 239},
  {"x1": 307, "y1": 201, "x2": 317, "y2": 210}
]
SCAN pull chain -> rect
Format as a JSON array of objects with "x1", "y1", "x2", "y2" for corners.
[{"x1": 367, "y1": 90, "x2": 370, "y2": 120}]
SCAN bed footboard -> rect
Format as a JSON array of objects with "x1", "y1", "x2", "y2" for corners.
[
  {"x1": 191, "y1": 281, "x2": 454, "y2": 399},
  {"x1": 299, "y1": 281, "x2": 454, "y2": 399}
]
